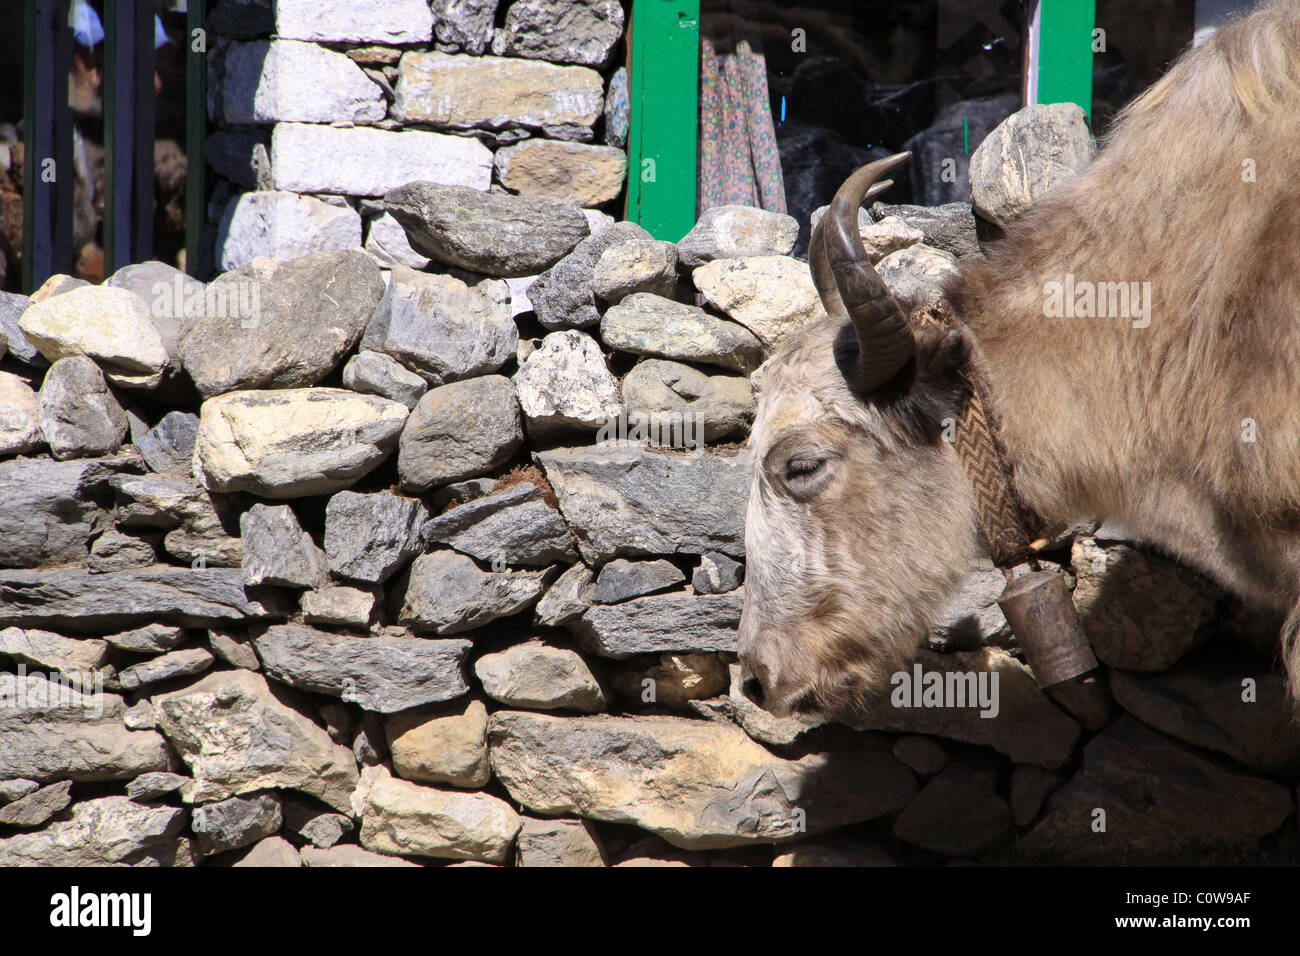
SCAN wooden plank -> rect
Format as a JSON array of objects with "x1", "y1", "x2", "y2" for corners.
[{"x1": 626, "y1": 0, "x2": 700, "y2": 242}]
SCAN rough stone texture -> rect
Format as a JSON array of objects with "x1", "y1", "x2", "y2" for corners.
[
  {"x1": 343, "y1": 351, "x2": 429, "y2": 409},
  {"x1": 0, "y1": 779, "x2": 73, "y2": 828},
  {"x1": 872, "y1": 201, "x2": 981, "y2": 260},
  {"x1": 516, "y1": 817, "x2": 608, "y2": 866},
  {"x1": 385, "y1": 182, "x2": 588, "y2": 277},
  {"x1": 1024, "y1": 717, "x2": 1294, "y2": 864},
  {"x1": 324, "y1": 490, "x2": 429, "y2": 585},
  {"x1": 223, "y1": 40, "x2": 385, "y2": 125},
  {"x1": 0, "y1": 675, "x2": 171, "y2": 782},
  {"x1": 570, "y1": 590, "x2": 743, "y2": 658},
  {"x1": 475, "y1": 641, "x2": 606, "y2": 712},
  {"x1": 253, "y1": 623, "x2": 472, "y2": 714},
  {"x1": 363, "y1": 211, "x2": 430, "y2": 270},
  {"x1": 0, "y1": 626, "x2": 108, "y2": 674},
  {"x1": 495, "y1": 0, "x2": 623, "y2": 67},
  {"x1": 38, "y1": 356, "x2": 128, "y2": 460},
  {"x1": 591, "y1": 239, "x2": 677, "y2": 302},
  {"x1": 536, "y1": 445, "x2": 749, "y2": 563},
  {"x1": 117, "y1": 647, "x2": 215, "y2": 691},
  {"x1": 423, "y1": 482, "x2": 576, "y2": 567},
  {"x1": 301, "y1": 844, "x2": 419, "y2": 867},
  {"x1": 809, "y1": 207, "x2": 924, "y2": 263},
  {"x1": 489, "y1": 712, "x2": 916, "y2": 849},
  {"x1": 154, "y1": 669, "x2": 359, "y2": 812},
  {"x1": 300, "y1": 585, "x2": 377, "y2": 629},
  {"x1": 180, "y1": 250, "x2": 385, "y2": 397},
  {"x1": 876, "y1": 244, "x2": 960, "y2": 306},
  {"x1": 892, "y1": 755, "x2": 1011, "y2": 856},
  {"x1": 0, "y1": 458, "x2": 107, "y2": 569},
  {"x1": 431, "y1": 0, "x2": 497, "y2": 53},
  {"x1": 1071, "y1": 538, "x2": 1216, "y2": 671},
  {"x1": 272, "y1": 123, "x2": 492, "y2": 196},
  {"x1": 240, "y1": 504, "x2": 327, "y2": 589},
  {"x1": 612, "y1": 653, "x2": 729, "y2": 710},
  {"x1": 969, "y1": 103, "x2": 1095, "y2": 228},
  {"x1": 621, "y1": 359, "x2": 754, "y2": 445},
  {"x1": 0, "y1": 371, "x2": 42, "y2": 454},
  {"x1": 19, "y1": 285, "x2": 169, "y2": 388},
  {"x1": 0, "y1": 797, "x2": 185, "y2": 866},
  {"x1": 398, "y1": 376, "x2": 523, "y2": 492},
  {"x1": 692, "y1": 551, "x2": 744, "y2": 595},
  {"x1": 195, "y1": 388, "x2": 409, "y2": 498},
  {"x1": 677, "y1": 206, "x2": 799, "y2": 268},
  {"x1": 192, "y1": 793, "x2": 282, "y2": 856},
  {"x1": 393, "y1": 52, "x2": 604, "y2": 140},
  {"x1": 216, "y1": 191, "x2": 363, "y2": 272},
  {"x1": 495, "y1": 140, "x2": 627, "y2": 206},
  {"x1": 127, "y1": 771, "x2": 188, "y2": 802},
  {"x1": 0, "y1": 566, "x2": 287, "y2": 632},
  {"x1": 601, "y1": 294, "x2": 762, "y2": 374},
  {"x1": 692, "y1": 256, "x2": 827, "y2": 347},
  {"x1": 136, "y1": 411, "x2": 199, "y2": 473},
  {"x1": 232, "y1": 835, "x2": 302, "y2": 867},
  {"x1": 387, "y1": 699, "x2": 490, "y2": 787},
  {"x1": 0, "y1": 291, "x2": 41, "y2": 364},
  {"x1": 514, "y1": 330, "x2": 621, "y2": 437},
  {"x1": 593, "y1": 558, "x2": 685, "y2": 604},
  {"x1": 281, "y1": 797, "x2": 353, "y2": 848},
  {"x1": 275, "y1": 0, "x2": 433, "y2": 43},
  {"x1": 399, "y1": 550, "x2": 551, "y2": 635},
  {"x1": 360, "y1": 770, "x2": 521, "y2": 862},
  {"x1": 105, "y1": 623, "x2": 186, "y2": 654},
  {"x1": 0, "y1": 780, "x2": 39, "y2": 804},
  {"x1": 927, "y1": 564, "x2": 1009, "y2": 650},
  {"x1": 534, "y1": 563, "x2": 596, "y2": 627},
  {"x1": 208, "y1": 629, "x2": 260, "y2": 671},
  {"x1": 361, "y1": 265, "x2": 517, "y2": 383},
  {"x1": 529, "y1": 221, "x2": 653, "y2": 330}
]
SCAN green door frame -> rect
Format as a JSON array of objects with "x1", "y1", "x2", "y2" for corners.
[{"x1": 1028, "y1": 0, "x2": 1097, "y2": 117}]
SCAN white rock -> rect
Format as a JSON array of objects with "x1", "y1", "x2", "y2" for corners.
[
  {"x1": 276, "y1": 0, "x2": 433, "y2": 43},
  {"x1": 216, "y1": 191, "x2": 362, "y2": 272},
  {"x1": 876, "y1": 244, "x2": 960, "y2": 306},
  {"x1": 691, "y1": 256, "x2": 827, "y2": 348},
  {"x1": 359, "y1": 770, "x2": 521, "y2": 862},
  {"x1": 677, "y1": 206, "x2": 799, "y2": 267},
  {"x1": 363, "y1": 212, "x2": 430, "y2": 270},
  {"x1": 0, "y1": 372, "x2": 42, "y2": 454},
  {"x1": 513, "y1": 330, "x2": 621, "y2": 437},
  {"x1": 18, "y1": 286, "x2": 169, "y2": 389},
  {"x1": 224, "y1": 40, "x2": 385, "y2": 124}
]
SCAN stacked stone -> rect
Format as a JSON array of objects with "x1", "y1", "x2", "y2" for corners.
[{"x1": 205, "y1": 0, "x2": 632, "y2": 275}]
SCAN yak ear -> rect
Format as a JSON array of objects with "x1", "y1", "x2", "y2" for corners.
[{"x1": 900, "y1": 325, "x2": 972, "y2": 436}]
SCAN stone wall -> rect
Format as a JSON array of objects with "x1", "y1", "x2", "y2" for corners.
[{"x1": 203, "y1": 0, "x2": 631, "y2": 278}]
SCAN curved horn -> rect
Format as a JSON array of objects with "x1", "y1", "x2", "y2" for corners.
[{"x1": 810, "y1": 153, "x2": 915, "y2": 394}]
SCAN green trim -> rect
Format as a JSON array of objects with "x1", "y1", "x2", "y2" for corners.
[
  {"x1": 626, "y1": 0, "x2": 700, "y2": 242},
  {"x1": 1036, "y1": 0, "x2": 1096, "y2": 118}
]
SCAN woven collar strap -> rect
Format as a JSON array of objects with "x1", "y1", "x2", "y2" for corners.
[{"x1": 913, "y1": 301, "x2": 1054, "y2": 569}]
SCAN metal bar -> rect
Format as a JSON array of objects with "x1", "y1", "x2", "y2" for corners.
[
  {"x1": 626, "y1": 0, "x2": 700, "y2": 242},
  {"x1": 23, "y1": 0, "x2": 76, "y2": 291},
  {"x1": 104, "y1": 0, "x2": 157, "y2": 272},
  {"x1": 185, "y1": 0, "x2": 206, "y2": 277}
]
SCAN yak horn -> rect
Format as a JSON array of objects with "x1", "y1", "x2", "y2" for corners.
[{"x1": 810, "y1": 153, "x2": 915, "y2": 394}]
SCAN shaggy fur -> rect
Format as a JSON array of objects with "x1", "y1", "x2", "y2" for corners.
[{"x1": 739, "y1": 0, "x2": 1300, "y2": 715}]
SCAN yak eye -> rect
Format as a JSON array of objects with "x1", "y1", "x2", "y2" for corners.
[{"x1": 784, "y1": 455, "x2": 826, "y2": 482}]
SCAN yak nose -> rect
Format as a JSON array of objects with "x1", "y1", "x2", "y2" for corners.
[
  {"x1": 740, "y1": 673, "x2": 766, "y2": 709},
  {"x1": 738, "y1": 654, "x2": 775, "y2": 711}
]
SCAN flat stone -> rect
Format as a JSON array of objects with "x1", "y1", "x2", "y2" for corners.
[
  {"x1": 0, "y1": 779, "x2": 73, "y2": 828},
  {"x1": 215, "y1": 191, "x2": 363, "y2": 272},
  {"x1": 105, "y1": 623, "x2": 186, "y2": 655},
  {"x1": 398, "y1": 550, "x2": 551, "y2": 635},
  {"x1": 570, "y1": 590, "x2": 743, "y2": 659},
  {"x1": 300, "y1": 844, "x2": 419, "y2": 867},
  {"x1": 154, "y1": 669, "x2": 359, "y2": 812},
  {"x1": 195, "y1": 388, "x2": 408, "y2": 498},
  {"x1": 359, "y1": 770, "x2": 521, "y2": 862},
  {"x1": 275, "y1": 0, "x2": 432, "y2": 43},
  {"x1": 360, "y1": 265, "x2": 517, "y2": 383},
  {"x1": 495, "y1": 0, "x2": 624, "y2": 67},
  {"x1": 692, "y1": 551, "x2": 744, "y2": 594},
  {"x1": 342, "y1": 351, "x2": 429, "y2": 409},
  {"x1": 529, "y1": 221, "x2": 653, "y2": 330},
  {"x1": 535, "y1": 444, "x2": 749, "y2": 563},
  {"x1": 516, "y1": 816, "x2": 608, "y2": 866},
  {"x1": 386, "y1": 699, "x2": 490, "y2": 787},
  {"x1": 0, "y1": 780, "x2": 39, "y2": 804},
  {"x1": 204, "y1": 127, "x2": 270, "y2": 189},
  {"x1": 19, "y1": 285, "x2": 169, "y2": 388},
  {"x1": 593, "y1": 558, "x2": 685, "y2": 604},
  {"x1": 495, "y1": 140, "x2": 627, "y2": 206},
  {"x1": 692, "y1": 256, "x2": 827, "y2": 348},
  {"x1": 224, "y1": 40, "x2": 385, "y2": 124},
  {"x1": 926, "y1": 563, "x2": 1010, "y2": 650},
  {"x1": 398, "y1": 376, "x2": 523, "y2": 492},
  {"x1": 117, "y1": 647, "x2": 215, "y2": 692},
  {"x1": 601, "y1": 293, "x2": 762, "y2": 374},
  {"x1": 423, "y1": 482, "x2": 576, "y2": 567},
  {"x1": 300, "y1": 585, "x2": 377, "y2": 629},
  {"x1": 534, "y1": 563, "x2": 595, "y2": 627},
  {"x1": 475, "y1": 640, "x2": 605, "y2": 712},
  {"x1": 272, "y1": 123, "x2": 492, "y2": 196},
  {"x1": 252, "y1": 623, "x2": 472, "y2": 713},
  {"x1": 591, "y1": 239, "x2": 677, "y2": 303},
  {"x1": 892, "y1": 754, "x2": 1012, "y2": 856},
  {"x1": 0, "y1": 626, "x2": 109, "y2": 674},
  {"x1": 324, "y1": 490, "x2": 429, "y2": 585},
  {"x1": 281, "y1": 797, "x2": 354, "y2": 848},
  {"x1": 127, "y1": 771, "x2": 189, "y2": 802},
  {"x1": 38, "y1": 356, "x2": 128, "y2": 460},
  {"x1": 0, "y1": 372, "x2": 42, "y2": 454},
  {"x1": 363, "y1": 211, "x2": 430, "y2": 270},
  {"x1": 0, "y1": 797, "x2": 185, "y2": 866},
  {"x1": 192, "y1": 792, "x2": 282, "y2": 856},
  {"x1": 136, "y1": 411, "x2": 199, "y2": 473},
  {"x1": 0, "y1": 458, "x2": 108, "y2": 568},
  {"x1": 514, "y1": 329, "x2": 621, "y2": 437},
  {"x1": 677, "y1": 206, "x2": 799, "y2": 268},
  {"x1": 240, "y1": 503, "x2": 327, "y2": 589},
  {"x1": 489, "y1": 711, "x2": 916, "y2": 850},
  {"x1": 621, "y1": 359, "x2": 754, "y2": 445},
  {"x1": 384, "y1": 182, "x2": 588, "y2": 277}
]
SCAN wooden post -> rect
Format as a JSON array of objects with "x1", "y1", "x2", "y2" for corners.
[{"x1": 1026, "y1": 0, "x2": 1096, "y2": 118}]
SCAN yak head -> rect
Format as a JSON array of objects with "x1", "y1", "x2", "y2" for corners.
[{"x1": 737, "y1": 155, "x2": 984, "y2": 718}]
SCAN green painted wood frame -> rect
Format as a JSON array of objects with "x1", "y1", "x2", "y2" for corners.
[{"x1": 1033, "y1": 0, "x2": 1097, "y2": 117}]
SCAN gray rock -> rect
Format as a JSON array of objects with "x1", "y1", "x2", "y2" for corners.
[
  {"x1": 281, "y1": 797, "x2": 354, "y2": 848},
  {"x1": 324, "y1": 490, "x2": 429, "y2": 585},
  {"x1": 892, "y1": 754, "x2": 1012, "y2": 856},
  {"x1": 593, "y1": 558, "x2": 685, "y2": 604},
  {"x1": 253, "y1": 623, "x2": 472, "y2": 713},
  {"x1": 136, "y1": 411, "x2": 199, "y2": 473},
  {"x1": 384, "y1": 181, "x2": 588, "y2": 277},
  {"x1": 475, "y1": 641, "x2": 605, "y2": 712},
  {"x1": 232, "y1": 835, "x2": 302, "y2": 867},
  {"x1": 0, "y1": 371, "x2": 43, "y2": 454},
  {"x1": 104, "y1": 260, "x2": 204, "y2": 371},
  {"x1": 0, "y1": 780, "x2": 39, "y2": 804},
  {"x1": 398, "y1": 550, "x2": 551, "y2": 635},
  {"x1": 0, "y1": 675, "x2": 171, "y2": 782},
  {"x1": 876, "y1": 244, "x2": 960, "y2": 307},
  {"x1": 569, "y1": 590, "x2": 743, "y2": 658},
  {"x1": 398, "y1": 376, "x2": 523, "y2": 492},
  {"x1": 192, "y1": 792, "x2": 282, "y2": 856},
  {"x1": 516, "y1": 816, "x2": 608, "y2": 866},
  {"x1": 534, "y1": 563, "x2": 595, "y2": 627},
  {"x1": 363, "y1": 211, "x2": 431, "y2": 270},
  {"x1": 496, "y1": 0, "x2": 623, "y2": 67},
  {"x1": 871, "y1": 202, "x2": 980, "y2": 260},
  {"x1": 535, "y1": 444, "x2": 749, "y2": 563},
  {"x1": 154, "y1": 669, "x2": 359, "y2": 812},
  {"x1": 604, "y1": 66, "x2": 628, "y2": 149},
  {"x1": 0, "y1": 797, "x2": 185, "y2": 866},
  {"x1": 38, "y1": 356, "x2": 128, "y2": 460},
  {"x1": 276, "y1": 0, "x2": 433, "y2": 43},
  {"x1": 205, "y1": 128, "x2": 270, "y2": 189},
  {"x1": 214, "y1": 190, "x2": 363, "y2": 273},
  {"x1": 0, "y1": 626, "x2": 110, "y2": 673},
  {"x1": 223, "y1": 40, "x2": 385, "y2": 125},
  {"x1": 127, "y1": 771, "x2": 190, "y2": 802},
  {"x1": 117, "y1": 647, "x2": 215, "y2": 691},
  {"x1": 105, "y1": 623, "x2": 186, "y2": 655},
  {"x1": 0, "y1": 458, "x2": 107, "y2": 569},
  {"x1": 0, "y1": 566, "x2": 289, "y2": 632},
  {"x1": 529, "y1": 221, "x2": 653, "y2": 330},
  {"x1": 621, "y1": 359, "x2": 754, "y2": 444},
  {"x1": 0, "y1": 291, "x2": 41, "y2": 364},
  {"x1": 207, "y1": 628, "x2": 261, "y2": 671},
  {"x1": 179, "y1": 250, "x2": 384, "y2": 397},
  {"x1": 969, "y1": 103, "x2": 1095, "y2": 228},
  {"x1": 591, "y1": 239, "x2": 677, "y2": 303},
  {"x1": 513, "y1": 329, "x2": 621, "y2": 437},
  {"x1": 300, "y1": 585, "x2": 377, "y2": 629},
  {"x1": 0, "y1": 779, "x2": 73, "y2": 829},
  {"x1": 423, "y1": 482, "x2": 576, "y2": 567},
  {"x1": 677, "y1": 205, "x2": 799, "y2": 268},
  {"x1": 360, "y1": 265, "x2": 517, "y2": 385},
  {"x1": 808, "y1": 208, "x2": 922, "y2": 262},
  {"x1": 692, "y1": 551, "x2": 744, "y2": 594},
  {"x1": 432, "y1": 0, "x2": 497, "y2": 53},
  {"x1": 240, "y1": 503, "x2": 327, "y2": 589},
  {"x1": 342, "y1": 351, "x2": 429, "y2": 409},
  {"x1": 601, "y1": 293, "x2": 763, "y2": 374}
]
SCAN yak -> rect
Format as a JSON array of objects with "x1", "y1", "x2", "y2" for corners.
[{"x1": 737, "y1": 0, "x2": 1300, "y2": 717}]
